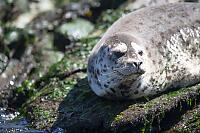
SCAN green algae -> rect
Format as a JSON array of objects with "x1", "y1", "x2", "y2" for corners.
[
  {"x1": 184, "y1": 110, "x2": 200, "y2": 131},
  {"x1": 111, "y1": 84, "x2": 200, "y2": 132},
  {"x1": 113, "y1": 112, "x2": 124, "y2": 123},
  {"x1": 18, "y1": 36, "x2": 103, "y2": 129}
]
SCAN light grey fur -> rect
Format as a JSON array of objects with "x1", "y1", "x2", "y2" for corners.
[{"x1": 87, "y1": 3, "x2": 200, "y2": 100}]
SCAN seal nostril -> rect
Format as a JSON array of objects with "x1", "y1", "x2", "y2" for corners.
[
  {"x1": 133, "y1": 62, "x2": 138, "y2": 67},
  {"x1": 138, "y1": 62, "x2": 142, "y2": 66},
  {"x1": 133, "y1": 62, "x2": 143, "y2": 68}
]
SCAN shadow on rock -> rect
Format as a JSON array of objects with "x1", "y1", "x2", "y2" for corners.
[{"x1": 52, "y1": 77, "x2": 136, "y2": 133}]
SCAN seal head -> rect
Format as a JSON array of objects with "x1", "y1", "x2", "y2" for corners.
[{"x1": 87, "y1": 33, "x2": 146, "y2": 99}]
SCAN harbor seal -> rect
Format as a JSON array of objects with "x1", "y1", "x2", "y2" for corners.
[{"x1": 87, "y1": 3, "x2": 200, "y2": 100}]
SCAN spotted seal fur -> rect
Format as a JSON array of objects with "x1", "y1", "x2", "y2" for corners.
[{"x1": 87, "y1": 3, "x2": 200, "y2": 99}]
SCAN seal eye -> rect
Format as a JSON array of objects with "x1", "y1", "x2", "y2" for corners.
[
  {"x1": 113, "y1": 51, "x2": 125, "y2": 58},
  {"x1": 138, "y1": 51, "x2": 143, "y2": 56}
]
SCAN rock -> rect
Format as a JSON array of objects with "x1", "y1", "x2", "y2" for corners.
[
  {"x1": 11, "y1": 0, "x2": 55, "y2": 28},
  {"x1": 168, "y1": 104, "x2": 200, "y2": 132},
  {"x1": 22, "y1": 62, "x2": 200, "y2": 132},
  {"x1": 58, "y1": 18, "x2": 94, "y2": 40},
  {"x1": 1, "y1": 0, "x2": 200, "y2": 132}
]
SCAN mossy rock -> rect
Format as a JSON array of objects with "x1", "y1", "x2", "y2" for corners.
[
  {"x1": 8, "y1": 2, "x2": 200, "y2": 132},
  {"x1": 21, "y1": 41, "x2": 200, "y2": 132}
]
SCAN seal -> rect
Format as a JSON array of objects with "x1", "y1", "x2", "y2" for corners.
[{"x1": 87, "y1": 3, "x2": 200, "y2": 100}]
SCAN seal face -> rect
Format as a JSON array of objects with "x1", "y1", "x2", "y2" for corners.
[{"x1": 87, "y1": 3, "x2": 200, "y2": 100}]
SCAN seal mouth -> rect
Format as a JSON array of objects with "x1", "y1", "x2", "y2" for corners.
[
  {"x1": 113, "y1": 66, "x2": 145, "y2": 76},
  {"x1": 113, "y1": 61, "x2": 145, "y2": 76}
]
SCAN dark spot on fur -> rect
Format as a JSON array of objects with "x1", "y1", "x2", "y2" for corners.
[
  {"x1": 110, "y1": 88, "x2": 116, "y2": 93},
  {"x1": 160, "y1": 32, "x2": 165, "y2": 39},
  {"x1": 168, "y1": 13, "x2": 174, "y2": 18},
  {"x1": 163, "y1": 45, "x2": 167, "y2": 49},
  {"x1": 146, "y1": 47, "x2": 149, "y2": 50},
  {"x1": 152, "y1": 60, "x2": 156, "y2": 64},
  {"x1": 134, "y1": 90, "x2": 139, "y2": 95},
  {"x1": 88, "y1": 66, "x2": 94, "y2": 73},
  {"x1": 195, "y1": 20, "x2": 200, "y2": 24},
  {"x1": 104, "y1": 84, "x2": 109, "y2": 88},
  {"x1": 181, "y1": 12, "x2": 188, "y2": 18},
  {"x1": 151, "y1": 39, "x2": 155, "y2": 44},
  {"x1": 150, "y1": 77, "x2": 155, "y2": 82},
  {"x1": 148, "y1": 53, "x2": 151, "y2": 57},
  {"x1": 159, "y1": 84, "x2": 162, "y2": 88},
  {"x1": 139, "y1": 22, "x2": 143, "y2": 25},
  {"x1": 159, "y1": 51, "x2": 164, "y2": 56},
  {"x1": 107, "y1": 81, "x2": 110, "y2": 84},
  {"x1": 118, "y1": 84, "x2": 130, "y2": 90},
  {"x1": 99, "y1": 58, "x2": 103, "y2": 62},
  {"x1": 191, "y1": 47, "x2": 197, "y2": 55},
  {"x1": 109, "y1": 56, "x2": 112, "y2": 61},
  {"x1": 168, "y1": 29, "x2": 173, "y2": 34},
  {"x1": 94, "y1": 73, "x2": 98, "y2": 79},
  {"x1": 172, "y1": 66, "x2": 178, "y2": 73},
  {"x1": 97, "y1": 69, "x2": 100, "y2": 75},
  {"x1": 142, "y1": 86, "x2": 148, "y2": 92},
  {"x1": 158, "y1": 60, "x2": 162, "y2": 65},
  {"x1": 167, "y1": 76, "x2": 172, "y2": 80},
  {"x1": 104, "y1": 64, "x2": 106, "y2": 68},
  {"x1": 137, "y1": 82, "x2": 141, "y2": 88},
  {"x1": 103, "y1": 69, "x2": 107, "y2": 72},
  {"x1": 138, "y1": 51, "x2": 143, "y2": 56}
]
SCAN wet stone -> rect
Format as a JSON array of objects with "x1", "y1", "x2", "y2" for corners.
[{"x1": 58, "y1": 18, "x2": 94, "y2": 40}]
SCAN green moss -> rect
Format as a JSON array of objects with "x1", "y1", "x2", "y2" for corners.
[
  {"x1": 186, "y1": 112, "x2": 200, "y2": 126},
  {"x1": 114, "y1": 112, "x2": 124, "y2": 122},
  {"x1": 46, "y1": 37, "x2": 99, "y2": 77}
]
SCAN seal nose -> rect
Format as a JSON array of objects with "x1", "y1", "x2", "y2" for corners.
[{"x1": 133, "y1": 62, "x2": 142, "y2": 69}]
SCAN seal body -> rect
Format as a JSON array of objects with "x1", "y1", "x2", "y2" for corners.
[{"x1": 87, "y1": 3, "x2": 200, "y2": 99}]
